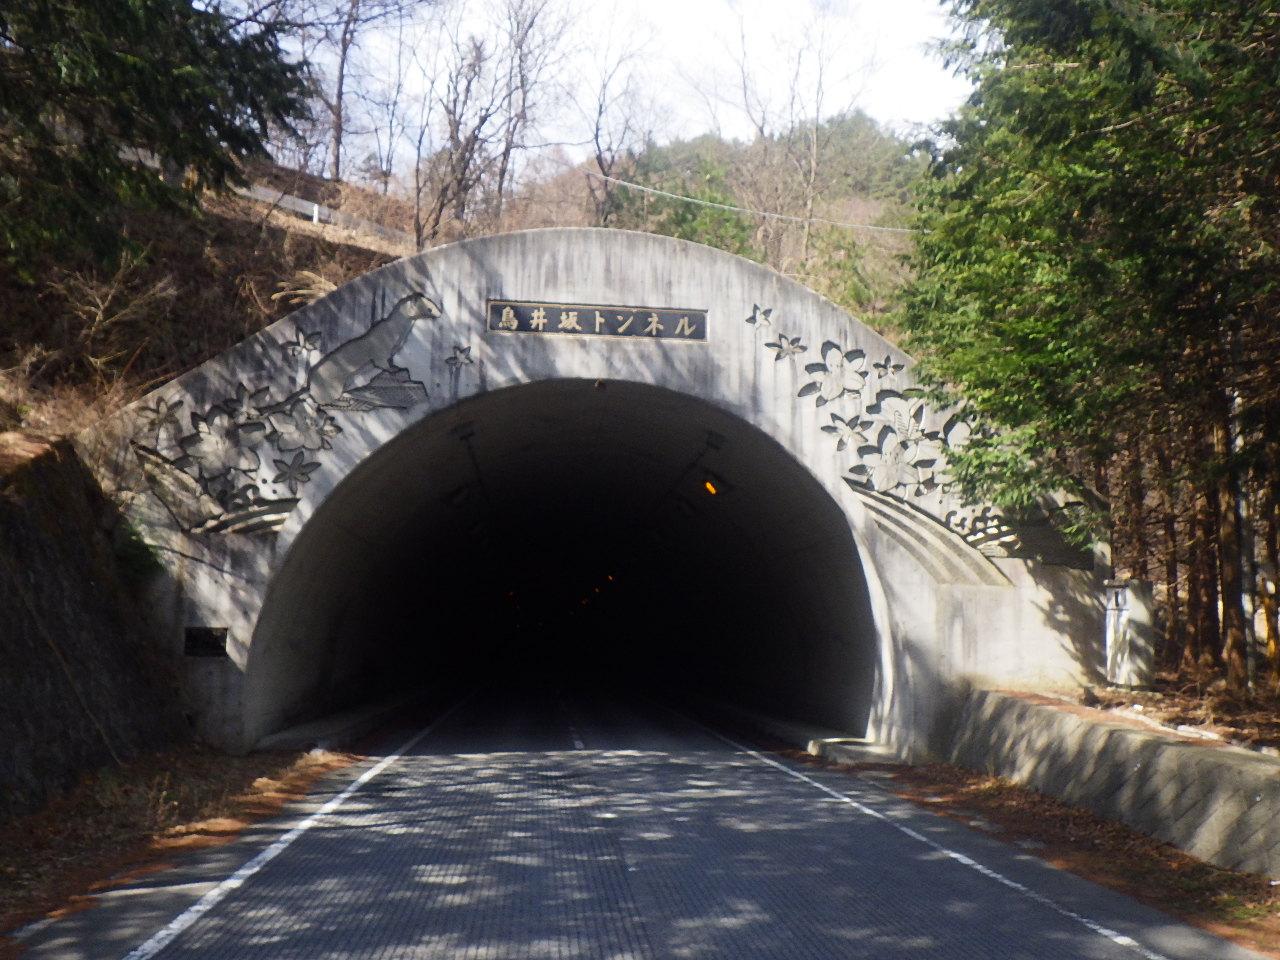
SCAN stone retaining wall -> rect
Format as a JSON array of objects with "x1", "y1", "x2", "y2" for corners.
[
  {"x1": 943, "y1": 688, "x2": 1280, "y2": 877},
  {"x1": 0, "y1": 434, "x2": 184, "y2": 816}
]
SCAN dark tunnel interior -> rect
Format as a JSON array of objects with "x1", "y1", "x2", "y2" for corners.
[{"x1": 245, "y1": 380, "x2": 881, "y2": 742}]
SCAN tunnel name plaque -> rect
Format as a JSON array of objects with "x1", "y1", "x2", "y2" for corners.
[{"x1": 487, "y1": 299, "x2": 708, "y2": 343}]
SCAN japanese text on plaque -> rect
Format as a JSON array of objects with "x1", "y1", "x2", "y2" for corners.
[{"x1": 487, "y1": 299, "x2": 708, "y2": 342}]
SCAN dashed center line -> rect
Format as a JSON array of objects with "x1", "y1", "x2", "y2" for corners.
[{"x1": 560, "y1": 698, "x2": 586, "y2": 749}]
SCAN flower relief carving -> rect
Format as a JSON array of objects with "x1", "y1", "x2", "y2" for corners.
[
  {"x1": 280, "y1": 328, "x2": 323, "y2": 386},
  {"x1": 131, "y1": 290, "x2": 439, "y2": 535},
  {"x1": 445, "y1": 344, "x2": 474, "y2": 367},
  {"x1": 764, "y1": 334, "x2": 806, "y2": 361},
  {"x1": 821, "y1": 412, "x2": 869, "y2": 452},
  {"x1": 744, "y1": 303, "x2": 773, "y2": 328},
  {"x1": 846, "y1": 392, "x2": 945, "y2": 498},
  {"x1": 872, "y1": 354, "x2": 905, "y2": 381},
  {"x1": 745, "y1": 298, "x2": 1020, "y2": 551},
  {"x1": 797, "y1": 341, "x2": 869, "y2": 407}
]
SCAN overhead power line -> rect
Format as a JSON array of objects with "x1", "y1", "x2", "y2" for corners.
[{"x1": 583, "y1": 170, "x2": 921, "y2": 235}]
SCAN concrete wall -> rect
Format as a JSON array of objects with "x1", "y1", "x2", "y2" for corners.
[
  {"x1": 944, "y1": 688, "x2": 1280, "y2": 877},
  {"x1": 78, "y1": 229, "x2": 1104, "y2": 754}
]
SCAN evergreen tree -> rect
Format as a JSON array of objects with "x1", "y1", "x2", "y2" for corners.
[
  {"x1": 901, "y1": 0, "x2": 1280, "y2": 688},
  {"x1": 0, "y1": 0, "x2": 309, "y2": 277}
]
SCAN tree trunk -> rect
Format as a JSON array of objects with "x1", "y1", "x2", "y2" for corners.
[
  {"x1": 1263, "y1": 475, "x2": 1279, "y2": 686},
  {"x1": 412, "y1": 131, "x2": 426, "y2": 250},
  {"x1": 1155, "y1": 444, "x2": 1182, "y2": 667},
  {"x1": 1126, "y1": 437, "x2": 1149, "y2": 580},
  {"x1": 1184, "y1": 520, "x2": 1203, "y2": 669},
  {"x1": 1212, "y1": 405, "x2": 1249, "y2": 690},
  {"x1": 1194, "y1": 486, "x2": 1222, "y2": 669},
  {"x1": 328, "y1": 3, "x2": 360, "y2": 182}
]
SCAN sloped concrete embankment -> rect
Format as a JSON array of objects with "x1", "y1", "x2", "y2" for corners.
[
  {"x1": 0, "y1": 434, "x2": 184, "y2": 816},
  {"x1": 944, "y1": 688, "x2": 1280, "y2": 877}
]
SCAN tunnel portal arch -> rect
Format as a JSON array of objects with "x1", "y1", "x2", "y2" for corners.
[
  {"x1": 85, "y1": 228, "x2": 1102, "y2": 754},
  {"x1": 247, "y1": 379, "x2": 884, "y2": 747}
]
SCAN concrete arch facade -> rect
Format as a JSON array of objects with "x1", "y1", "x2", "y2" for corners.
[{"x1": 83, "y1": 229, "x2": 1104, "y2": 754}]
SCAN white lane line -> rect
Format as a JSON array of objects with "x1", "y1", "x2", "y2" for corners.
[
  {"x1": 11, "y1": 916, "x2": 56, "y2": 941},
  {"x1": 702, "y1": 724, "x2": 1173, "y2": 960},
  {"x1": 120, "y1": 699, "x2": 467, "y2": 960}
]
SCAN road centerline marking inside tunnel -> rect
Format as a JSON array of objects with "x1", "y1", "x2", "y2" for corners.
[
  {"x1": 559, "y1": 697, "x2": 586, "y2": 749},
  {"x1": 690, "y1": 719, "x2": 1173, "y2": 960},
  {"x1": 118, "y1": 697, "x2": 470, "y2": 960}
]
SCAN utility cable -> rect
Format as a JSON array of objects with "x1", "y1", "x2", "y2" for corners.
[{"x1": 583, "y1": 170, "x2": 921, "y2": 234}]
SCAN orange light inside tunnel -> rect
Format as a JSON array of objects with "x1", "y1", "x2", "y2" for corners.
[{"x1": 704, "y1": 480, "x2": 718, "y2": 495}]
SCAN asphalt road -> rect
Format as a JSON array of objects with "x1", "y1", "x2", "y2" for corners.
[{"x1": 13, "y1": 686, "x2": 1269, "y2": 960}]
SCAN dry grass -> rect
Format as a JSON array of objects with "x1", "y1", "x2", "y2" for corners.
[
  {"x1": 0, "y1": 354, "x2": 135, "y2": 439},
  {"x1": 0, "y1": 190, "x2": 399, "y2": 438},
  {"x1": 330, "y1": 180, "x2": 417, "y2": 236},
  {"x1": 252, "y1": 196, "x2": 415, "y2": 259},
  {"x1": 0, "y1": 744, "x2": 354, "y2": 944},
  {"x1": 1092, "y1": 672, "x2": 1280, "y2": 752}
]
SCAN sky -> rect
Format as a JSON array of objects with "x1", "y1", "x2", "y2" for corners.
[
  {"x1": 567, "y1": 0, "x2": 972, "y2": 143},
  {"x1": 344, "y1": 0, "x2": 975, "y2": 178}
]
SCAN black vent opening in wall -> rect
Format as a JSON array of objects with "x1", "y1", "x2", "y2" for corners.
[{"x1": 184, "y1": 627, "x2": 229, "y2": 657}]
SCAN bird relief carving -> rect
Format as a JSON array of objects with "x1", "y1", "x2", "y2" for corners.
[{"x1": 131, "y1": 291, "x2": 438, "y2": 534}]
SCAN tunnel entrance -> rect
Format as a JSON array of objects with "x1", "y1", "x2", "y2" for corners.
[
  {"x1": 90, "y1": 228, "x2": 1101, "y2": 755},
  {"x1": 246, "y1": 379, "x2": 879, "y2": 739}
]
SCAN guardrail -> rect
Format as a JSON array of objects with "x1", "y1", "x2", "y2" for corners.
[{"x1": 234, "y1": 183, "x2": 415, "y2": 248}]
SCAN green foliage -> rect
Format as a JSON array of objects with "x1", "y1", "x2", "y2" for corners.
[
  {"x1": 112, "y1": 519, "x2": 162, "y2": 587},
  {"x1": 618, "y1": 140, "x2": 760, "y2": 260},
  {"x1": 899, "y1": 0, "x2": 1280, "y2": 540},
  {"x1": 0, "y1": 0, "x2": 310, "y2": 278},
  {"x1": 611, "y1": 115, "x2": 923, "y2": 316},
  {"x1": 817, "y1": 111, "x2": 927, "y2": 205},
  {"x1": 806, "y1": 227, "x2": 872, "y2": 309}
]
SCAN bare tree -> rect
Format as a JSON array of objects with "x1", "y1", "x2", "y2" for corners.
[
  {"x1": 562, "y1": 10, "x2": 658, "y2": 226},
  {"x1": 399, "y1": 0, "x2": 569, "y2": 246},
  {"x1": 488, "y1": 0, "x2": 568, "y2": 224},
  {"x1": 312, "y1": 0, "x2": 423, "y2": 181},
  {"x1": 583, "y1": 58, "x2": 651, "y2": 225},
  {"x1": 717, "y1": 12, "x2": 863, "y2": 275},
  {"x1": 213, "y1": 0, "x2": 423, "y2": 182},
  {"x1": 352, "y1": 13, "x2": 413, "y2": 191},
  {"x1": 406, "y1": 24, "x2": 505, "y2": 245},
  {"x1": 266, "y1": 110, "x2": 332, "y2": 178},
  {"x1": 405, "y1": 38, "x2": 443, "y2": 247}
]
